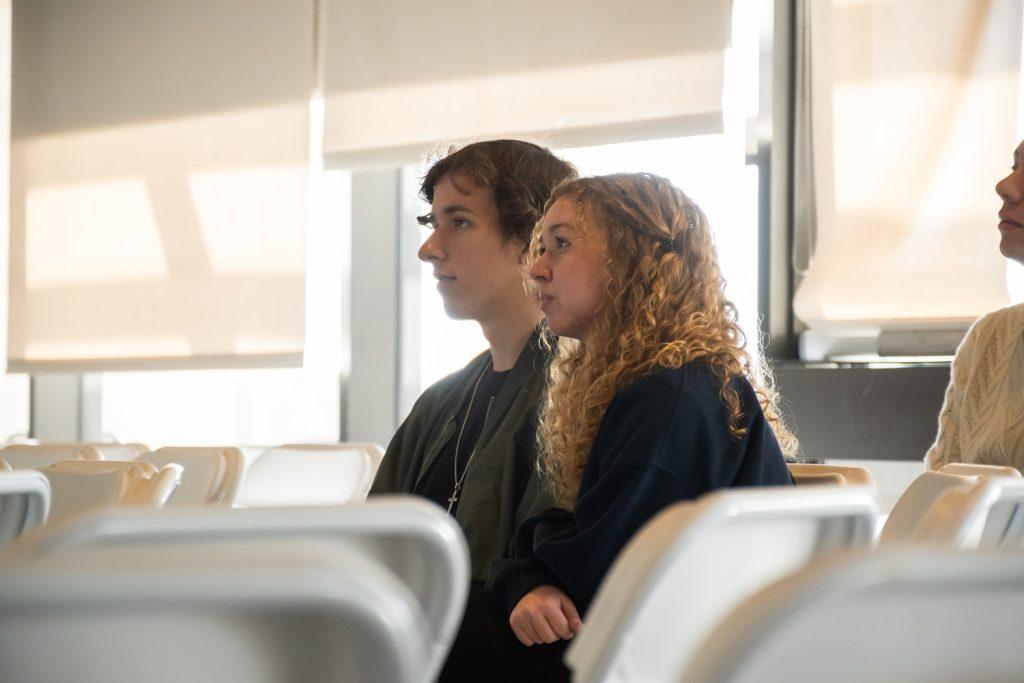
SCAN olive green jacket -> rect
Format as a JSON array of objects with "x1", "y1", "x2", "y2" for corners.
[{"x1": 370, "y1": 331, "x2": 555, "y2": 583}]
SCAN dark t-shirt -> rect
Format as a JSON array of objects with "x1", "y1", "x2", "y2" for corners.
[{"x1": 415, "y1": 364, "x2": 511, "y2": 514}]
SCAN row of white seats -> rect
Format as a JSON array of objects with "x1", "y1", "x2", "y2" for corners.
[
  {"x1": 0, "y1": 442, "x2": 385, "y2": 532},
  {"x1": 0, "y1": 474, "x2": 1022, "y2": 682},
  {"x1": 788, "y1": 461, "x2": 1024, "y2": 545},
  {"x1": 0, "y1": 455, "x2": 1014, "y2": 554},
  {"x1": 1, "y1": 497, "x2": 464, "y2": 683},
  {"x1": 570, "y1": 465, "x2": 1024, "y2": 683},
  {"x1": 0, "y1": 454, "x2": 1014, "y2": 543},
  {"x1": 0, "y1": 442, "x2": 384, "y2": 505}
]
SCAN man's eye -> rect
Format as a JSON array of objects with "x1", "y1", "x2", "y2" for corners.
[{"x1": 453, "y1": 218, "x2": 471, "y2": 229}]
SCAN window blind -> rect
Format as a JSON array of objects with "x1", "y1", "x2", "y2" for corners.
[
  {"x1": 9, "y1": 0, "x2": 313, "y2": 371},
  {"x1": 792, "y1": 0, "x2": 1023, "y2": 341},
  {"x1": 322, "y1": 0, "x2": 734, "y2": 166}
]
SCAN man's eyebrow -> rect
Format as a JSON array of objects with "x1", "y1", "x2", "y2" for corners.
[{"x1": 440, "y1": 204, "x2": 474, "y2": 215}]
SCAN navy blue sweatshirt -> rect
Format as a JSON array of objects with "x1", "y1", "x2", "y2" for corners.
[{"x1": 485, "y1": 362, "x2": 792, "y2": 616}]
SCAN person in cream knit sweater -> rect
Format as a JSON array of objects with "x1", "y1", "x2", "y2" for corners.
[{"x1": 926, "y1": 139, "x2": 1024, "y2": 473}]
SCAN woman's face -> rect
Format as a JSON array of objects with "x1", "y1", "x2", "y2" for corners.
[
  {"x1": 529, "y1": 197, "x2": 608, "y2": 340},
  {"x1": 996, "y1": 139, "x2": 1024, "y2": 265}
]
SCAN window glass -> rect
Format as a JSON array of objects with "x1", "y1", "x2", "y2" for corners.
[
  {"x1": 100, "y1": 368, "x2": 338, "y2": 448},
  {"x1": 414, "y1": 0, "x2": 763, "y2": 392},
  {"x1": 0, "y1": 374, "x2": 31, "y2": 443},
  {"x1": 99, "y1": 168, "x2": 347, "y2": 450}
]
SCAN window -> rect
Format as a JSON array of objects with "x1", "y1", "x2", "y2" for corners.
[
  {"x1": 100, "y1": 368, "x2": 339, "y2": 449},
  {"x1": 97, "y1": 167, "x2": 348, "y2": 449},
  {"x1": 0, "y1": 374, "x2": 30, "y2": 442},
  {"x1": 412, "y1": 0, "x2": 765, "y2": 392},
  {"x1": 791, "y1": 0, "x2": 1024, "y2": 360}
]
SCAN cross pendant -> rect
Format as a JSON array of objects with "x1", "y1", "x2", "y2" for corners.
[{"x1": 447, "y1": 493, "x2": 459, "y2": 514}]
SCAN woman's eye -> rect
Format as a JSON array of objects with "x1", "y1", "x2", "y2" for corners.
[
  {"x1": 555, "y1": 237, "x2": 569, "y2": 249},
  {"x1": 453, "y1": 218, "x2": 470, "y2": 229}
]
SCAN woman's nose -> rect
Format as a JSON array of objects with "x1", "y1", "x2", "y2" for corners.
[{"x1": 529, "y1": 256, "x2": 550, "y2": 282}]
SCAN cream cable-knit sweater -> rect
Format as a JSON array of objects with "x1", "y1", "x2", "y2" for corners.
[{"x1": 926, "y1": 303, "x2": 1024, "y2": 472}]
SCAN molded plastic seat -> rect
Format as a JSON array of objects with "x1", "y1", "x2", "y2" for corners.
[
  {"x1": 17, "y1": 495, "x2": 467, "y2": 680},
  {"x1": 879, "y1": 468, "x2": 1024, "y2": 547},
  {"x1": 888, "y1": 475, "x2": 1024, "y2": 549},
  {"x1": 939, "y1": 462, "x2": 1021, "y2": 478},
  {"x1": 788, "y1": 462, "x2": 877, "y2": 488},
  {"x1": 36, "y1": 460, "x2": 182, "y2": 525},
  {"x1": 683, "y1": 549, "x2": 1024, "y2": 683},
  {"x1": 78, "y1": 442, "x2": 148, "y2": 460},
  {"x1": 878, "y1": 471, "x2": 975, "y2": 543},
  {"x1": 236, "y1": 442, "x2": 385, "y2": 506},
  {"x1": 137, "y1": 447, "x2": 245, "y2": 506},
  {"x1": 0, "y1": 539, "x2": 428, "y2": 683},
  {"x1": 0, "y1": 470, "x2": 50, "y2": 546},
  {"x1": 565, "y1": 486, "x2": 879, "y2": 683},
  {"x1": 0, "y1": 443, "x2": 102, "y2": 469}
]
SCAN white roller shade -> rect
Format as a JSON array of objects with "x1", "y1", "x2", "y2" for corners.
[
  {"x1": 9, "y1": 0, "x2": 313, "y2": 371},
  {"x1": 322, "y1": 0, "x2": 733, "y2": 166},
  {"x1": 793, "y1": 0, "x2": 1023, "y2": 338}
]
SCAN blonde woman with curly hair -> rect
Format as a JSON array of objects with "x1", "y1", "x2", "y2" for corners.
[{"x1": 441, "y1": 173, "x2": 795, "y2": 681}]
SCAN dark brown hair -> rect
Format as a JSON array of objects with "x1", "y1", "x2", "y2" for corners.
[{"x1": 420, "y1": 140, "x2": 577, "y2": 246}]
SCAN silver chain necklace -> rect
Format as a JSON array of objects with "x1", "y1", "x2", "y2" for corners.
[{"x1": 448, "y1": 361, "x2": 496, "y2": 514}]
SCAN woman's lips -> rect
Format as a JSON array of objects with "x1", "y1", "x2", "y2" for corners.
[
  {"x1": 538, "y1": 293, "x2": 554, "y2": 311},
  {"x1": 999, "y1": 219, "x2": 1024, "y2": 232}
]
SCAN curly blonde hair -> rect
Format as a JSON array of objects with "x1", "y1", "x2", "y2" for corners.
[{"x1": 533, "y1": 173, "x2": 798, "y2": 508}]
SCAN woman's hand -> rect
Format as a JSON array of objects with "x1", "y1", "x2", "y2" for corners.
[{"x1": 509, "y1": 585, "x2": 583, "y2": 646}]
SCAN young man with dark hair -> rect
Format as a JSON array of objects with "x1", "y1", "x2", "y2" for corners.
[{"x1": 371, "y1": 140, "x2": 577, "y2": 585}]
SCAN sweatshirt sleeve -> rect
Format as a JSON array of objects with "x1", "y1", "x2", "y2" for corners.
[
  {"x1": 486, "y1": 379, "x2": 703, "y2": 615},
  {"x1": 925, "y1": 318, "x2": 983, "y2": 470}
]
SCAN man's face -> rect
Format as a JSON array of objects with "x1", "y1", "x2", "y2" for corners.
[{"x1": 418, "y1": 173, "x2": 528, "y2": 322}]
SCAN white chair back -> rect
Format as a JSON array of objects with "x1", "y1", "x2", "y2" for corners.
[
  {"x1": 788, "y1": 462, "x2": 877, "y2": 488},
  {"x1": 236, "y1": 443, "x2": 384, "y2": 506},
  {"x1": 879, "y1": 470, "x2": 975, "y2": 543},
  {"x1": 37, "y1": 460, "x2": 182, "y2": 525},
  {"x1": 0, "y1": 539, "x2": 428, "y2": 683},
  {"x1": 17, "y1": 495, "x2": 467, "y2": 680},
  {"x1": 137, "y1": 447, "x2": 245, "y2": 506},
  {"x1": 881, "y1": 468, "x2": 1024, "y2": 548},
  {"x1": 939, "y1": 462, "x2": 1021, "y2": 478},
  {"x1": 683, "y1": 549, "x2": 1024, "y2": 683},
  {"x1": 80, "y1": 442, "x2": 148, "y2": 460},
  {"x1": 565, "y1": 486, "x2": 878, "y2": 683},
  {"x1": 0, "y1": 443, "x2": 102, "y2": 469},
  {"x1": 903, "y1": 475, "x2": 1024, "y2": 549},
  {"x1": 0, "y1": 470, "x2": 50, "y2": 546}
]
